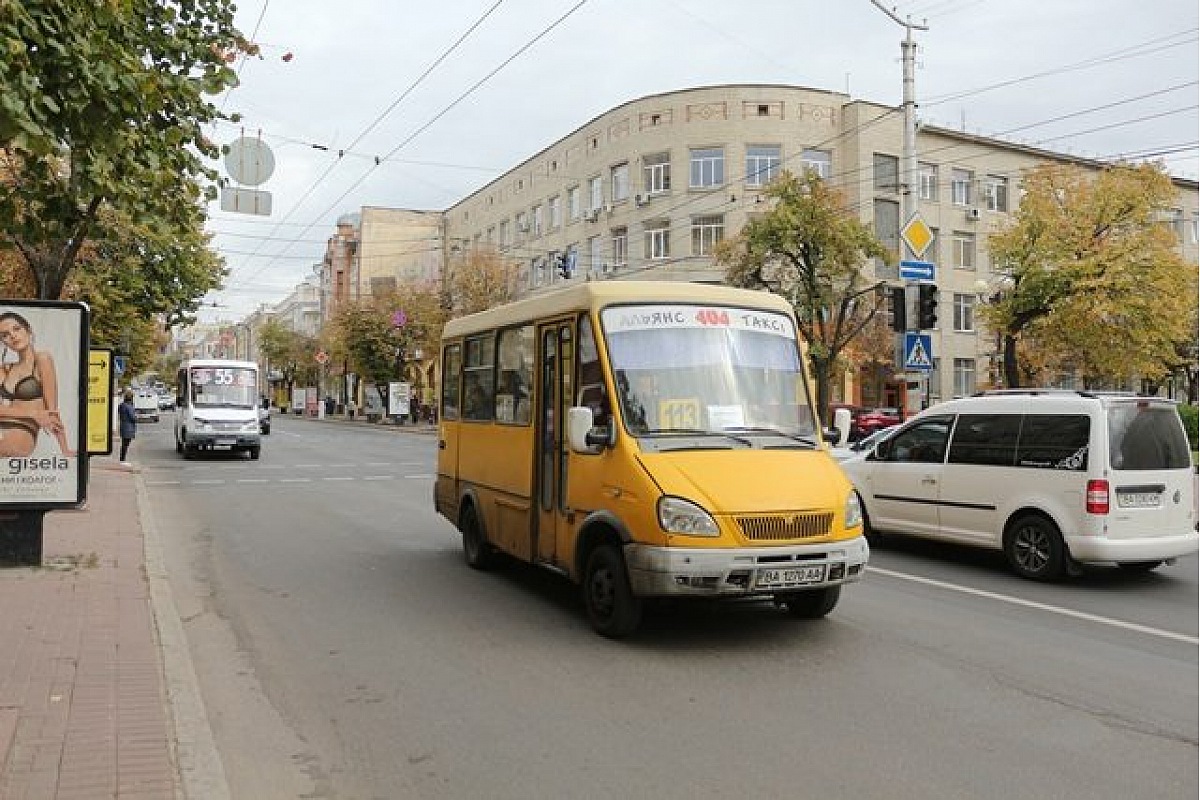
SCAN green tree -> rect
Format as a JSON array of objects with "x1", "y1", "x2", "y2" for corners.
[
  {"x1": 257, "y1": 319, "x2": 318, "y2": 401},
  {"x1": 327, "y1": 293, "x2": 415, "y2": 413},
  {"x1": 984, "y1": 163, "x2": 1196, "y2": 388},
  {"x1": 715, "y1": 170, "x2": 892, "y2": 419},
  {"x1": 0, "y1": 0, "x2": 252, "y2": 299}
]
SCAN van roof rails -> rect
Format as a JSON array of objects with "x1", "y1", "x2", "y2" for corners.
[{"x1": 971, "y1": 388, "x2": 1142, "y2": 399}]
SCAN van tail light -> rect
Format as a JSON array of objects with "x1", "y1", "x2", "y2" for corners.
[{"x1": 1086, "y1": 479, "x2": 1110, "y2": 515}]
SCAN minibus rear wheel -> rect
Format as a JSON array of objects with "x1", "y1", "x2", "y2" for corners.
[
  {"x1": 780, "y1": 586, "x2": 841, "y2": 618},
  {"x1": 583, "y1": 545, "x2": 642, "y2": 638},
  {"x1": 460, "y1": 504, "x2": 495, "y2": 570}
]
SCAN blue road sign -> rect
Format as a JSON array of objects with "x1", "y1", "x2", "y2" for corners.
[
  {"x1": 903, "y1": 332, "x2": 934, "y2": 371},
  {"x1": 899, "y1": 260, "x2": 936, "y2": 281},
  {"x1": 113, "y1": 356, "x2": 127, "y2": 376}
]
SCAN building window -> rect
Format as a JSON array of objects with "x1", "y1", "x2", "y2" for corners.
[
  {"x1": 529, "y1": 256, "x2": 545, "y2": 287},
  {"x1": 643, "y1": 152, "x2": 671, "y2": 194},
  {"x1": 951, "y1": 168, "x2": 973, "y2": 206},
  {"x1": 873, "y1": 199, "x2": 900, "y2": 279},
  {"x1": 983, "y1": 175, "x2": 1008, "y2": 212},
  {"x1": 745, "y1": 145, "x2": 781, "y2": 187},
  {"x1": 515, "y1": 212, "x2": 528, "y2": 239},
  {"x1": 929, "y1": 358, "x2": 942, "y2": 404},
  {"x1": 918, "y1": 162, "x2": 938, "y2": 201},
  {"x1": 645, "y1": 222, "x2": 670, "y2": 260},
  {"x1": 532, "y1": 204, "x2": 544, "y2": 237},
  {"x1": 689, "y1": 147, "x2": 724, "y2": 188},
  {"x1": 588, "y1": 235, "x2": 603, "y2": 274},
  {"x1": 486, "y1": 226, "x2": 495, "y2": 244},
  {"x1": 499, "y1": 220, "x2": 510, "y2": 247},
  {"x1": 953, "y1": 358, "x2": 977, "y2": 398},
  {"x1": 588, "y1": 176, "x2": 602, "y2": 212},
  {"x1": 874, "y1": 153, "x2": 899, "y2": 193},
  {"x1": 549, "y1": 195, "x2": 562, "y2": 229},
  {"x1": 566, "y1": 186, "x2": 580, "y2": 221},
  {"x1": 953, "y1": 231, "x2": 975, "y2": 269},
  {"x1": 611, "y1": 227, "x2": 628, "y2": 269},
  {"x1": 926, "y1": 227, "x2": 940, "y2": 263},
  {"x1": 611, "y1": 162, "x2": 629, "y2": 202},
  {"x1": 802, "y1": 149, "x2": 831, "y2": 179},
  {"x1": 691, "y1": 215, "x2": 724, "y2": 256},
  {"x1": 953, "y1": 293, "x2": 976, "y2": 332}
]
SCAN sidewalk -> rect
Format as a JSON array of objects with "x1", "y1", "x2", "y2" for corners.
[{"x1": 0, "y1": 464, "x2": 178, "y2": 800}]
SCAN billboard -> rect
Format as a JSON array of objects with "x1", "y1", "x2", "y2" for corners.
[
  {"x1": 0, "y1": 300, "x2": 89, "y2": 509},
  {"x1": 87, "y1": 348, "x2": 115, "y2": 456}
]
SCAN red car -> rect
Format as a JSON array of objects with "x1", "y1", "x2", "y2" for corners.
[{"x1": 828, "y1": 404, "x2": 902, "y2": 442}]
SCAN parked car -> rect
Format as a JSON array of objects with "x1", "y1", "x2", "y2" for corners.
[
  {"x1": 828, "y1": 404, "x2": 902, "y2": 442},
  {"x1": 157, "y1": 390, "x2": 174, "y2": 411},
  {"x1": 841, "y1": 390, "x2": 1198, "y2": 580}
]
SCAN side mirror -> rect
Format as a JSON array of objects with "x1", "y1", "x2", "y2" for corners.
[
  {"x1": 567, "y1": 406, "x2": 612, "y2": 453},
  {"x1": 822, "y1": 427, "x2": 841, "y2": 446},
  {"x1": 872, "y1": 438, "x2": 892, "y2": 461}
]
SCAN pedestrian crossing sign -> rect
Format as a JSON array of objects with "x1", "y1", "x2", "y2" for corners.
[{"x1": 904, "y1": 332, "x2": 933, "y2": 371}]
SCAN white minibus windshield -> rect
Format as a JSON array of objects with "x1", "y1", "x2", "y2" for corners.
[
  {"x1": 601, "y1": 304, "x2": 817, "y2": 437},
  {"x1": 189, "y1": 367, "x2": 257, "y2": 409}
]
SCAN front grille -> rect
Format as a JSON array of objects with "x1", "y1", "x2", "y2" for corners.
[
  {"x1": 735, "y1": 512, "x2": 833, "y2": 541},
  {"x1": 215, "y1": 422, "x2": 244, "y2": 432}
]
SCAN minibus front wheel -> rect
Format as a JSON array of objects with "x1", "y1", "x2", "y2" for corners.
[
  {"x1": 583, "y1": 545, "x2": 642, "y2": 639},
  {"x1": 779, "y1": 586, "x2": 841, "y2": 619}
]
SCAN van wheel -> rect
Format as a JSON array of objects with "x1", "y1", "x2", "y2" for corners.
[
  {"x1": 1117, "y1": 560, "x2": 1162, "y2": 573},
  {"x1": 1004, "y1": 514, "x2": 1064, "y2": 581},
  {"x1": 780, "y1": 586, "x2": 841, "y2": 618},
  {"x1": 583, "y1": 545, "x2": 642, "y2": 638},
  {"x1": 460, "y1": 505, "x2": 494, "y2": 570}
]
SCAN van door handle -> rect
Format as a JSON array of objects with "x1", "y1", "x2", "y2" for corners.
[{"x1": 921, "y1": 476, "x2": 937, "y2": 485}]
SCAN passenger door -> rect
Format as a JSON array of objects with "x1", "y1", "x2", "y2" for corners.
[
  {"x1": 860, "y1": 416, "x2": 953, "y2": 537},
  {"x1": 534, "y1": 320, "x2": 574, "y2": 567},
  {"x1": 938, "y1": 413, "x2": 1021, "y2": 546}
]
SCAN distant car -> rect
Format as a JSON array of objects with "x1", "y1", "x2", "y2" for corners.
[
  {"x1": 133, "y1": 390, "x2": 160, "y2": 423},
  {"x1": 157, "y1": 391, "x2": 174, "y2": 411},
  {"x1": 856, "y1": 407, "x2": 902, "y2": 436},
  {"x1": 258, "y1": 399, "x2": 271, "y2": 435}
]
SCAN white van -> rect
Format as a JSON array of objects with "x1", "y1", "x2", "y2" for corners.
[
  {"x1": 841, "y1": 390, "x2": 1197, "y2": 580},
  {"x1": 174, "y1": 359, "x2": 262, "y2": 459}
]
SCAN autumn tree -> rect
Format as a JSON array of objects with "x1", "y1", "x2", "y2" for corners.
[
  {"x1": 256, "y1": 319, "x2": 319, "y2": 402},
  {"x1": 984, "y1": 163, "x2": 1196, "y2": 389},
  {"x1": 715, "y1": 170, "x2": 892, "y2": 419},
  {"x1": 445, "y1": 248, "x2": 516, "y2": 315},
  {"x1": 0, "y1": 1, "x2": 252, "y2": 299}
]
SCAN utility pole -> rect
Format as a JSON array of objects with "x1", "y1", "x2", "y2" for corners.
[{"x1": 871, "y1": 0, "x2": 929, "y2": 413}]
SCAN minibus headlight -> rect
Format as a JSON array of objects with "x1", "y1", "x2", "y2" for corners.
[
  {"x1": 657, "y1": 496, "x2": 719, "y2": 537},
  {"x1": 845, "y1": 492, "x2": 863, "y2": 530}
]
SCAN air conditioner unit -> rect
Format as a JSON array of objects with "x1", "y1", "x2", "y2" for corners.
[
  {"x1": 604, "y1": 203, "x2": 614, "y2": 214},
  {"x1": 584, "y1": 210, "x2": 599, "y2": 222},
  {"x1": 966, "y1": 207, "x2": 982, "y2": 221},
  {"x1": 517, "y1": 222, "x2": 530, "y2": 233},
  {"x1": 635, "y1": 194, "x2": 649, "y2": 207}
]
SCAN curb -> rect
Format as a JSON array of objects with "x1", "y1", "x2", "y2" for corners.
[{"x1": 136, "y1": 474, "x2": 232, "y2": 800}]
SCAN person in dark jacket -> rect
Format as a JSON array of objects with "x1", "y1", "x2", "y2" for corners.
[{"x1": 118, "y1": 388, "x2": 137, "y2": 465}]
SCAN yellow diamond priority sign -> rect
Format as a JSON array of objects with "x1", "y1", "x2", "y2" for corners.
[{"x1": 900, "y1": 214, "x2": 934, "y2": 259}]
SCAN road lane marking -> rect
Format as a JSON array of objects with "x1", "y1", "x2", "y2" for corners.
[
  {"x1": 363, "y1": 475, "x2": 393, "y2": 481},
  {"x1": 323, "y1": 476, "x2": 354, "y2": 481},
  {"x1": 145, "y1": 480, "x2": 181, "y2": 486},
  {"x1": 867, "y1": 566, "x2": 1199, "y2": 645},
  {"x1": 235, "y1": 479, "x2": 269, "y2": 484},
  {"x1": 403, "y1": 474, "x2": 435, "y2": 479},
  {"x1": 278, "y1": 478, "x2": 312, "y2": 483},
  {"x1": 191, "y1": 480, "x2": 225, "y2": 485}
]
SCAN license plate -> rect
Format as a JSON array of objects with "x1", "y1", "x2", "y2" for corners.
[
  {"x1": 216, "y1": 437, "x2": 237, "y2": 446},
  {"x1": 755, "y1": 564, "x2": 827, "y2": 589},
  {"x1": 1117, "y1": 492, "x2": 1161, "y2": 509}
]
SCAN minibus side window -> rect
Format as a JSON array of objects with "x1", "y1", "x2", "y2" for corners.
[
  {"x1": 441, "y1": 343, "x2": 462, "y2": 421},
  {"x1": 495, "y1": 326, "x2": 534, "y2": 425},
  {"x1": 576, "y1": 316, "x2": 611, "y2": 436},
  {"x1": 1016, "y1": 414, "x2": 1089, "y2": 470},
  {"x1": 462, "y1": 334, "x2": 496, "y2": 422},
  {"x1": 947, "y1": 414, "x2": 1020, "y2": 466}
]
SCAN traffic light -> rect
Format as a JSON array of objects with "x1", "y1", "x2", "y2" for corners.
[
  {"x1": 917, "y1": 283, "x2": 939, "y2": 330},
  {"x1": 556, "y1": 253, "x2": 572, "y2": 280},
  {"x1": 888, "y1": 285, "x2": 907, "y2": 332}
]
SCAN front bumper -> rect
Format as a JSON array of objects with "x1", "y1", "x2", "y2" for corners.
[
  {"x1": 185, "y1": 431, "x2": 260, "y2": 449},
  {"x1": 625, "y1": 536, "x2": 869, "y2": 597}
]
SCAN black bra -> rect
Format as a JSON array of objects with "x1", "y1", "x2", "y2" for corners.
[{"x1": 0, "y1": 374, "x2": 43, "y2": 401}]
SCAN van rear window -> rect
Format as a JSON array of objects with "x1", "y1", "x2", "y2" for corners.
[
  {"x1": 1107, "y1": 405, "x2": 1191, "y2": 470},
  {"x1": 1016, "y1": 415, "x2": 1090, "y2": 470}
]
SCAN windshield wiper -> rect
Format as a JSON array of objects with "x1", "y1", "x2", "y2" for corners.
[
  {"x1": 720, "y1": 426, "x2": 819, "y2": 447},
  {"x1": 639, "y1": 428, "x2": 753, "y2": 447}
]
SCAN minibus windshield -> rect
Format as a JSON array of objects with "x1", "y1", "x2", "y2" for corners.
[
  {"x1": 601, "y1": 303, "x2": 818, "y2": 443},
  {"x1": 189, "y1": 367, "x2": 257, "y2": 409}
]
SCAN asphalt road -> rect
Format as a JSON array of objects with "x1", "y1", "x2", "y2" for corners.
[{"x1": 136, "y1": 411, "x2": 1199, "y2": 800}]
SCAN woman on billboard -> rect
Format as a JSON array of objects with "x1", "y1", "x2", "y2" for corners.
[{"x1": 0, "y1": 311, "x2": 75, "y2": 457}]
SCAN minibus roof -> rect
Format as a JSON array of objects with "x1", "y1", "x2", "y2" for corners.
[
  {"x1": 180, "y1": 358, "x2": 259, "y2": 370},
  {"x1": 442, "y1": 281, "x2": 796, "y2": 339}
]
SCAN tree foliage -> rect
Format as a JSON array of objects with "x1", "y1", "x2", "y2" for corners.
[
  {"x1": 0, "y1": 0, "x2": 252, "y2": 299},
  {"x1": 446, "y1": 248, "x2": 516, "y2": 316},
  {"x1": 715, "y1": 170, "x2": 892, "y2": 419},
  {"x1": 256, "y1": 318, "x2": 319, "y2": 398},
  {"x1": 984, "y1": 163, "x2": 1196, "y2": 389}
]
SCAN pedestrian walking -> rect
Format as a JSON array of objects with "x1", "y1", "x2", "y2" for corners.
[{"x1": 118, "y1": 388, "x2": 137, "y2": 465}]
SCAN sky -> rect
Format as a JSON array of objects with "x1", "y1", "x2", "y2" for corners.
[{"x1": 197, "y1": 0, "x2": 1200, "y2": 324}]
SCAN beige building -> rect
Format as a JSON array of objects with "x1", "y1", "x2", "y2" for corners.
[{"x1": 437, "y1": 83, "x2": 1197, "y2": 409}]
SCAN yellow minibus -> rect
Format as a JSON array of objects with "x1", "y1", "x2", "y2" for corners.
[{"x1": 435, "y1": 281, "x2": 867, "y2": 637}]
